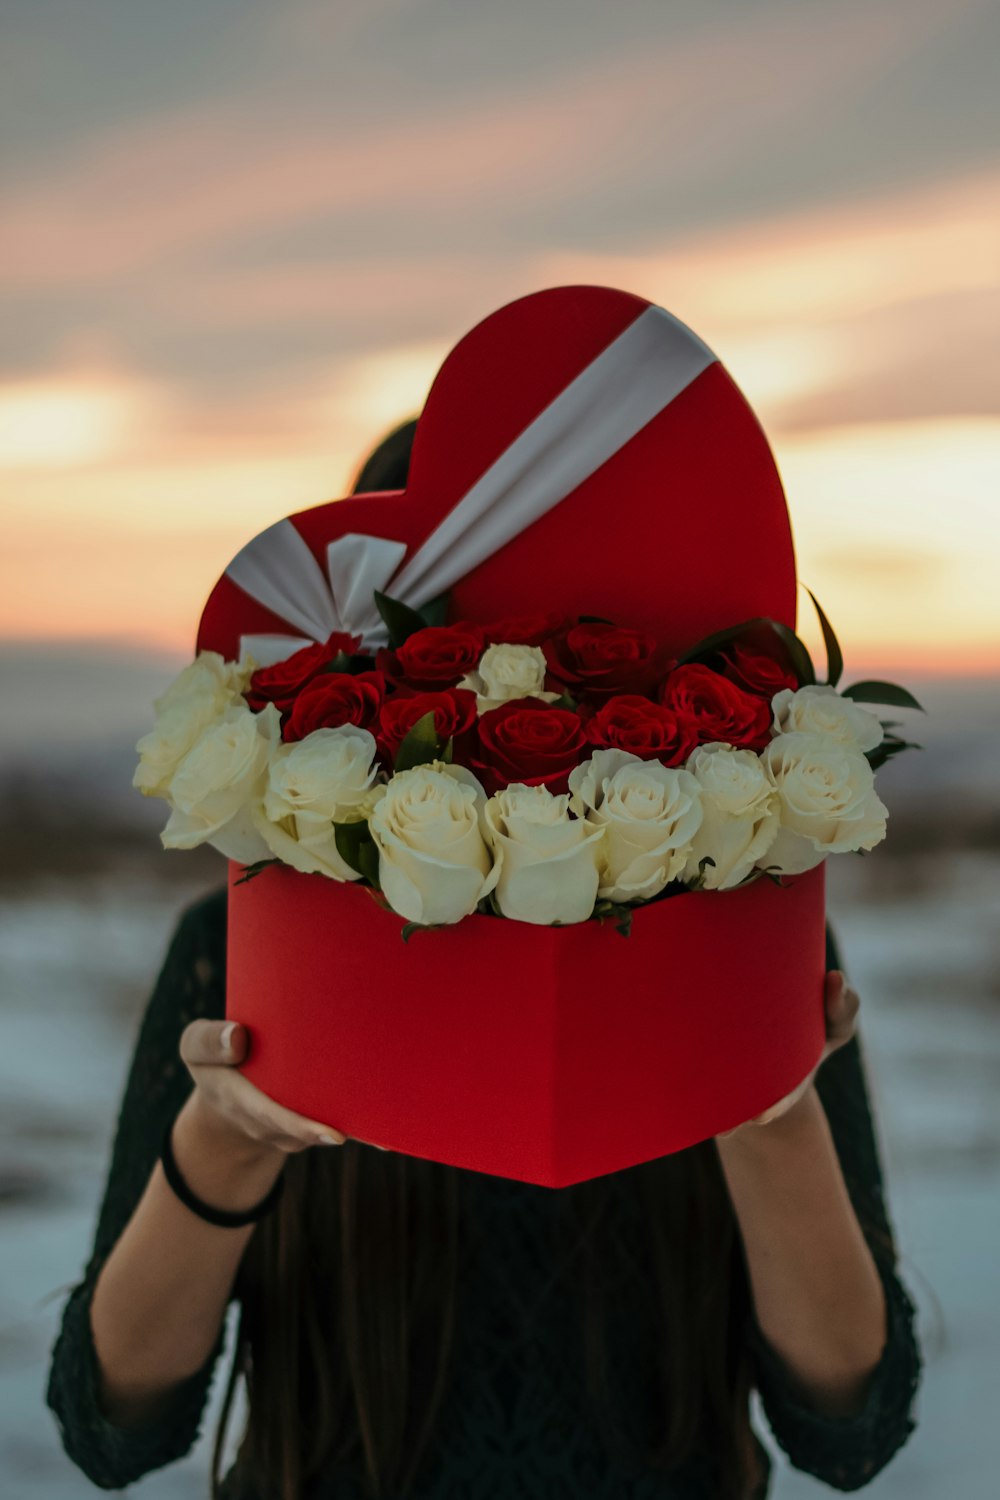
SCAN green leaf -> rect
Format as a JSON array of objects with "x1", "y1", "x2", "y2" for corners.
[
  {"x1": 764, "y1": 622, "x2": 816, "y2": 686},
  {"x1": 550, "y1": 692, "x2": 578, "y2": 711},
  {"x1": 419, "y1": 593, "x2": 450, "y2": 627},
  {"x1": 333, "y1": 821, "x2": 368, "y2": 876},
  {"x1": 866, "y1": 738, "x2": 923, "y2": 770},
  {"x1": 233, "y1": 858, "x2": 279, "y2": 886},
  {"x1": 320, "y1": 649, "x2": 376, "y2": 676},
  {"x1": 579, "y1": 614, "x2": 614, "y2": 625},
  {"x1": 677, "y1": 617, "x2": 816, "y2": 686},
  {"x1": 841, "y1": 680, "x2": 926, "y2": 711},
  {"x1": 393, "y1": 711, "x2": 443, "y2": 773},
  {"x1": 358, "y1": 839, "x2": 381, "y2": 890},
  {"x1": 676, "y1": 618, "x2": 758, "y2": 663},
  {"x1": 374, "y1": 589, "x2": 431, "y2": 648},
  {"x1": 614, "y1": 906, "x2": 633, "y2": 938},
  {"x1": 804, "y1": 587, "x2": 843, "y2": 686},
  {"x1": 400, "y1": 920, "x2": 445, "y2": 943}
]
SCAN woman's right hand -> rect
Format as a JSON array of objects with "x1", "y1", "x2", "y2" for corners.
[{"x1": 177, "y1": 1018, "x2": 381, "y2": 1159}]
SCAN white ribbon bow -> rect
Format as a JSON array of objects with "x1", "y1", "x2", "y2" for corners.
[
  {"x1": 231, "y1": 530, "x2": 407, "y2": 666},
  {"x1": 226, "y1": 304, "x2": 717, "y2": 665}
]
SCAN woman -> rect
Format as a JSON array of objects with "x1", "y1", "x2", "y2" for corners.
[{"x1": 47, "y1": 420, "x2": 921, "y2": 1499}]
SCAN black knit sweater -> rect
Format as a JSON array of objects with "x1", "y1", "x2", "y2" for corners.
[{"x1": 47, "y1": 886, "x2": 920, "y2": 1497}]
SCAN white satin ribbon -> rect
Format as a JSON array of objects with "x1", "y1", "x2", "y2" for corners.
[
  {"x1": 229, "y1": 530, "x2": 406, "y2": 664},
  {"x1": 226, "y1": 304, "x2": 717, "y2": 662}
]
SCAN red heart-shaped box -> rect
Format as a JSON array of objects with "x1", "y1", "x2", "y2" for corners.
[{"x1": 199, "y1": 285, "x2": 827, "y2": 1188}]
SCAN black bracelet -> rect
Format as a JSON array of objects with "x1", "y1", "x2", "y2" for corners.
[{"x1": 159, "y1": 1120, "x2": 285, "y2": 1229}]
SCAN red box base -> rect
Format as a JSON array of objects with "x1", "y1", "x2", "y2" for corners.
[{"x1": 226, "y1": 861, "x2": 826, "y2": 1187}]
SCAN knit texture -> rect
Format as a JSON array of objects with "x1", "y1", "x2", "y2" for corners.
[{"x1": 47, "y1": 885, "x2": 921, "y2": 1496}]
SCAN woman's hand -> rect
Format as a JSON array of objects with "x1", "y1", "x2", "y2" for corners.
[
  {"x1": 719, "y1": 970, "x2": 860, "y2": 1137},
  {"x1": 177, "y1": 1018, "x2": 386, "y2": 1161}
]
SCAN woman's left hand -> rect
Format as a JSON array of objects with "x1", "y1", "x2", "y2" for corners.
[{"x1": 719, "y1": 970, "x2": 860, "y2": 1136}]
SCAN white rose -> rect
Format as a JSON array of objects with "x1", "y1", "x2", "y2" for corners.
[
  {"x1": 681, "y1": 742, "x2": 780, "y2": 890},
  {"x1": 483, "y1": 783, "x2": 604, "y2": 925},
  {"x1": 760, "y1": 731, "x2": 888, "y2": 875},
  {"x1": 459, "y1": 643, "x2": 559, "y2": 713},
  {"x1": 160, "y1": 701, "x2": 281, "y2": 862},
  {"x1": 568, "y1": 748, "x2": 703, "y2": 903},
  {"x1": 771, "y1": 684, "x2": 883, "y2": 753},
  {"x1": 134, "y1": 651, "x2": 248, "y2": 799},
  {"x1": 254, "y1": 725, "x2": 382, "y2": 881},
  {"x1": 153, "y1": 650, "x2": 250, "y2": 716},
  {"x1": 369, "y1": 762, "x2": 497, "y2": 925}
]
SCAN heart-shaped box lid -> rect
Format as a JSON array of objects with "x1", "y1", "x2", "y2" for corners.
[{"x1": 198, "y1": 284, "x2": 797, "y2": 659}]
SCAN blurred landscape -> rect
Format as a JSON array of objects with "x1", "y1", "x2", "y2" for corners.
[{"x1": 0, "y1": 642, "x2": 997, "y2": 1496}]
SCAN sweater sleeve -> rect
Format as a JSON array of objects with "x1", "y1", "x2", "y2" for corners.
[
  {"x1": 747, "y1": 921, "x2": 922, "y2": 1491},
  {"x1": 46, "y1": 886, "x2": 233, "y2": 1491}
]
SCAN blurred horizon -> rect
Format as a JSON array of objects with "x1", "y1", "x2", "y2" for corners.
[{"x1": 3, "y1": 0, "x2": 1000, "y2": 675}]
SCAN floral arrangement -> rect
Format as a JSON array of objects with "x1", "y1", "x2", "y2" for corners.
[{"x1": 134, "y1": 590, "x2": 922, "y2": 934}]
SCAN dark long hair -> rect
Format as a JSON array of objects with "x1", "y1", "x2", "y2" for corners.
[{"x1": 211, "y1": 419, "x2": 763, "y2": 1500}]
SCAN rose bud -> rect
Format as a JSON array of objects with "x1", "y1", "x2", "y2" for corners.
[
  {"x1": 543, "y1": 621, "x2": 666, "y2": 702},
  {"x1": 660, "y1": 664, "x2": 772, "y2": 752},
  {"x1": 568, "y1": 748, "x2": 703, "y2": 903},
  {"x1": 282, "y1": 672, "x2": 385, "y2": 743},
  {"x1": 680, "y1": 743, "x2": 779, "y2": 890},
  {"x1": 245, "y1": 632, "x2": 363, "y2": 713},
  {"x1": 473, "y1": 699, "x2": 588, "y2": 795},
  {"x1": 377, "y1": 623, "x2": 485, "y2": 692},
  {"x1": 369, "y1": 763, "x2": 497, "y2": 926},
  {"x1": 585, "y1": 694, "x2": 698, "y2": 765},
  {"x1": 721, "y1": 639, "x2": 799, "y2": 699},
  {"x1": 483, "y1": 783, "x2": 604, "y2": 926},
  {"x1": 769, "y1": 684, "x2": 884, "y2": 753},
  {"x1": 761, "y1": 732, "x2": 888, "y2": 875},
  {"x1": 376, "y1": 689, "x2": 478, "y2": 765},
  {"x1": 459, "y1": 643, "x2": 559, "y2": 714}
]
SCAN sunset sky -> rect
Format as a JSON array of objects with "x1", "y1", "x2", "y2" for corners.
[{"x1": 2, "y1": 0, "x2": 998, "y2": 675}]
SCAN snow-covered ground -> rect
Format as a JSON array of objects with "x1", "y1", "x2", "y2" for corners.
[{"x1": 1, "y1": 848, "x2": 998, "y2": 1498}]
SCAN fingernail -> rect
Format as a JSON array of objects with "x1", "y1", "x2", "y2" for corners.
[
  {"x1": 318, "y1": 1133, "x2": 345, "y2": 1146},
  {"x1": 220, "y1": 1021, "x2": 236, "y2": 1055}
]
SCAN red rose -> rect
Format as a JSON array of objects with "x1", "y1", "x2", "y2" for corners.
[
  {"x1": 282, "y1": 672, "x2": 385, "y2": 742},
  {"x1": 246, "y1": 632, "x2": 362, "y2": 712},
  {"x1": 544, "y1": 621, "x2": 666, "y2": 701},
  {"x1": 481, "y1": 613, "x2": 566, "y2": 647},
  {"x1": 377, "y1": 623, "x2": 485, "y2": 691},
  {"x1": 473, "y1": 698, "x2": 587, "y2": 794},
  {"x1": 376, "y1": 689, "x2": 478, "y2": 764},
  {"x1": 722, "y1": 640, "x2": 798, "y2": 699},
  {"x1": 585, "y1": 694, "x2": 698, "y2": 765},
  {"x1": 659, "y1": 664, "x2": 772, "y2": 751}
]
